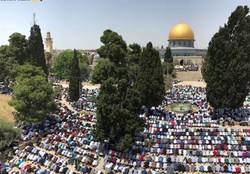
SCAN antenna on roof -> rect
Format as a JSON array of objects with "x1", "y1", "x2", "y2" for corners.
[{"x1": 33, "y1": 13, "x2": 36, "y2": 25}]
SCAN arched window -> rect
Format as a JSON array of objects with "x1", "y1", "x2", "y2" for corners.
[{"x1": 180, "y1": 59, "x2": 184, "y2": 66}]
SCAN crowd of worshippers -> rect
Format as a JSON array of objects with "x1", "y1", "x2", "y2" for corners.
[
  {"x1": 215, "y1": 108, "x2": 250, "y2": 127},
  {"x1": 1, "y1": 85, "x2": 250, "y2": 174},
  {"x1": 163, "y1": 85, "x2": 250, "y2": 126},
  {"x1": 175, "y1": 65, "x2": 199, "y2": 72},
  {"x1": 0, "y1": 82, "x2": 12, "y2": 95},
  {"x1": 63, "y1": 88, "x2": 99, "y2": 112},
  {"x1": 4, "y1": 100, "x2": 103, "y2": 174},
  {"x1": 102, "y1": 86, "x2": 250, "y2": 173},
  {"x1": 163, "y1": 85, "x2": 207, "y2": 106},
  {"x1": 48, "y1": 76, "x2": 61, "y2": 84}
]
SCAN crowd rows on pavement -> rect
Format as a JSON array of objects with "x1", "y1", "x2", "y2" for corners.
[
  {"x1": 1, "y1": 86, "x2": 103, "y2": 174},
  {"x1": 102, "y1": 86, "x2": 250, "y2": 174},
  {"x1": 1, "y1": 84, "x2": 250, "y2": 174},
  {"x1": 64, "y1": 88, "x2": 99, "y2": 113}
]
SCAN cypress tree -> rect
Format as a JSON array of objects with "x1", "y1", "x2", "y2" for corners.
[
  {"x1": 162, "y1": 47, "x2": 175, "y2": 76},
  {"x1": 202, "y1": 5, "x2": 250, "y2": 109},
  {"x1": 93, "y1": 30, "x2": 144, "y2": 152},
  {"x1": 127, "y1": 43, "x2": 142, "y2": 84},
  {"x1": 136, "y1": 42, "x2": 165, "y2": 108},
  {"x1": 28, "y1": 24, "x2": 47, "y2": 75},
  {"x1": 69, "y1": 49, "x2": 81, "y2": 101},
  {"x1": 164, "y1": 47, "x2": 173, "y2": 63}
]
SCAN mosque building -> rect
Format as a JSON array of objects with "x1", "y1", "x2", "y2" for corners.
[
  {"x1": 158, "y1": 23, "x2": 207, "y2": 67},
  {"x1": 45, "y1": 23, "x2": 206, "y2": 71}
]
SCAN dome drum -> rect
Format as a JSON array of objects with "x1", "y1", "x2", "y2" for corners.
[{"x1": 169, "y1": 40, "x2": 194, "y2": 48}]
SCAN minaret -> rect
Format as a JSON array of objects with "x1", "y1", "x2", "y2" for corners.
[{"x1": 45, "y1": 32, "x2": 53, "y2": 53}]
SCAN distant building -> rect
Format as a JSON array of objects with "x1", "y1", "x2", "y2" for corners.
[
  {"x1": 45, "y1": 32, "x2": 53, "y2": 53},
  {"x1": 88, "y1": 52, "x2": 100, "y2": 69},
  {"x1": 158, "y1": 23, "x2": 207, "y2": 66}
]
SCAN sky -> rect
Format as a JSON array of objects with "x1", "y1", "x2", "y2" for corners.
[{"x1": 0, "y1": 0, "x2": 250, "y2": 50}]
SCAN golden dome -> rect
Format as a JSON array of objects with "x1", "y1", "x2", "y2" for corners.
[{"x1": 168, "y1": 23, "x2": 195, "y2": 40}]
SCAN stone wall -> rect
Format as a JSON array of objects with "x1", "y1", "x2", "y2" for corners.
[{"x1": 173, "y1": 56, "x2": 203, "y2": 65}]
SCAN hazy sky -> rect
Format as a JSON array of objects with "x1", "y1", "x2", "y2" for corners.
[{"x1": 0, "y1": 0, "x2": 250, "y2": 50}]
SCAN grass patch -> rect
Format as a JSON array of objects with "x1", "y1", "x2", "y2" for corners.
[{"x1": 0, "y1": 94, "x2": 16, "y2": 123}]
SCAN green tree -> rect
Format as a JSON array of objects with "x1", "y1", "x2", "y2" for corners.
[
  {"x1": 53, "y1": 50, "x2": 90, "y2": 80},
  {"x1": 82, "y1": 54, "x2": 90, "y2": 65},
  {"x1": 127, "y1": 43, "x2": 141, "y2": 84},
  {"x1": 10, "y1": 64, "x2": 45, "y2": 81},
  {"x1": 93, "y1": 30, "x2": 144, "y2": 152},
  {"x1": 0, "y1": 45, "x2": 16, "y2": 82},
  {"x1": 0, "y1": 121, "x2": 21, "y2": 151},
  {"x1": 97, "y1": 29, "x2": 127, "y2": 59},
  {"x1": 79, "y1": 63, "x2": 91, "y2": 81},
  {"x1": 8, "y1": 32, "x2": 29, "y2": 65},
  {"x1": 202, "y1": 5, "x2": 250, "y2": 109},
  {"x1": 162, "y1": 47, "x2": 175, "y2": 78},
  {"x1": 136, "y1": 42, "x2": 165, "y2": 108},
  {"x1": 0, "y1": 32, "x2": 29, "y2": 83},
  {"x1": 162, "y1": 61, "x2": 175, "y2": 77},
  {"x1": 97, "y1": 30, "x2": 127, "y2": 80},
  {"x1": 28, "y1": 24, "x2": 47, "y2": 75},
  {"x1": 52, "y1": 51, "x2": 72, "y2": 79},
  {"x1": 45, "y1": 52, "x2": 52, "y2": 64},
  {"x1": 164, "y1": 47, "x2": 173, "y2": 63},
  {"x1": 9, "y1": 65, "x2": 57, "y2": 122},
  {"x1": 69, "y1": 49, "x2": 81, "y2": 101},
  {"x1": 92, "y1": 59, "x2": 116, "y2": 84},
  {"x1": 94, "y1": 78, "x2": 144, "y2": 152},
  {"x1": 164, "y1": 74, "x2": 173, "y2": 90},
  {"x1": 0, "y1": 45, "x2": 9, "y2": 61}
]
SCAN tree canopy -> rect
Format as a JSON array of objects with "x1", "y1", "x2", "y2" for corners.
[
  {"x1": 8, "y1": 32, "x2": 29, "y2": 65},
  {"x1": 10, "y1": 65, "x2": 57, "y2": 122},
  {"x1": 69, "y1": 49, "x2": 81, "y2": 101},
  {"x1": 127, "y1": 43, "x2": 142, "y2": 84},
  {"x1": 10, "y1": 64, "x2": 45, "y2": 80},
  {"x1": 91, "y1": 59, "x2": 116, "y2": 84},
  {"x1": 202, "y1": 5, "x2": 250, "y2": 109},
  {"x1": 95, "y1": 78, "x2": 144, "y2": 152},
  {"x1": 162, "y1": 47, "x2": 175, "y2": 78},
  {"x1": 53, "y1": 50, "x2": 90, "y2": 81},
  {"x1": 93, "y1": 29, "x2": 144, "y2": 152},
  {"x1": 97, "y1": 29, "x2": 127, "y2": 59},
  {"x1": 135, "y1": 42, "x2": 165, "y2": 108},
  {"x1": 164, "y1": 47, "x2": 173, "y2": 63},
  {"x1": 0, "y1": 22, "x2": 59, "y2": 124},
  {"x1": 0, "y1": 45, "x2": 17, "y2": 83},
  {"x1": 28, "y1": 24, "x2": 47, "y2": 75},
  {"x1": 0, "y1": 121, "x2": 21, "y2": 151},
  {"x1": 0, "y1": 35, "x2": 29, "y2": 83}
]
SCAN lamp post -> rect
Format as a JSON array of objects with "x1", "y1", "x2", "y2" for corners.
[
  {"x1": 166, "y1": 62, "x2": 169, "y2": 83},
  {"x1": 79, "y1": 79, "x2": 81, "y2": 99}
]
